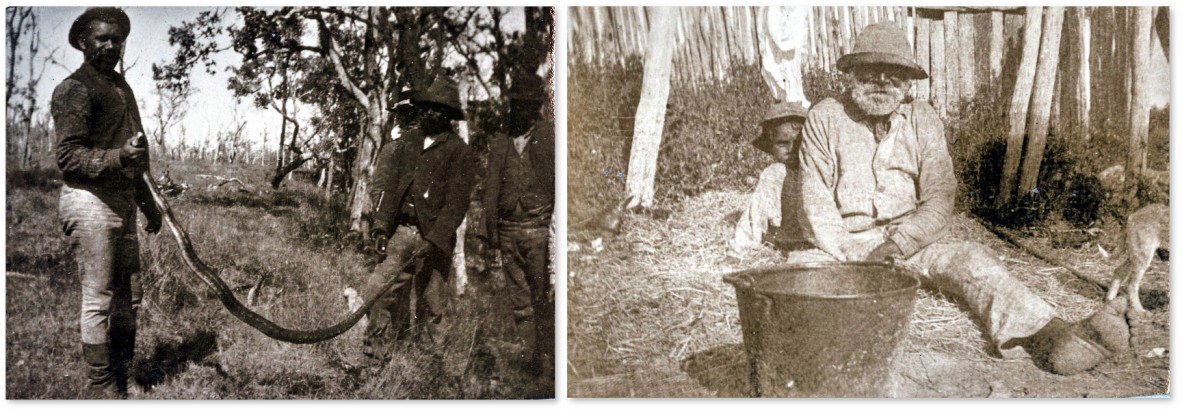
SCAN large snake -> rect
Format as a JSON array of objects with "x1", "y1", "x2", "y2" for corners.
[{"x1": 141, "y1": 170, "x2": 414, "y2": 344}]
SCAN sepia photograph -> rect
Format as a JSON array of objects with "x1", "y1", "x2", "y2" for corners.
[
  {"x1": 568, "y1": 6, "x2": 1169, "y2": 397},
  {"x1": 5, "y1": 6, "x2": 555, "y2": 399}
]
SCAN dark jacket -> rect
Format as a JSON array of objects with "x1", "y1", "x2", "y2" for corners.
[
  {"x1": 370, "y1": 129, "x2": 478, "y2": 252},
  {"x1": 482, "y1": 120, "x2": 555, "y2": 244},
  {"x1": 52, "y1": 63, "x2": 158, "y2": 219}
]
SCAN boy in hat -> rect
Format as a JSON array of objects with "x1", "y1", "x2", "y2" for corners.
[
  {"x1": 362, "y1": 76, "x2": 477, "y2": 362},
  {"x1": 482, "y1": 73, "x2": 555, "y2": 378},
  {"x1": 729, "y1": 100, "x2": 808, "y2": 256},
  {"x1": 791, "y1": 22, "x2": 1132, "y2": 375},
  {"x1": 52, "y1": 7, "x2": 161, "y2": 398}
]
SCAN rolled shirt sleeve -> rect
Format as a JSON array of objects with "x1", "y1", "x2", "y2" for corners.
[
  {"x1": 887, "y1": 103, "x2": 955, "y2": 257},
  {"x1": 796, "y1": 99, "x2": 955, "y2": 261},
  {"x1": 730, "y1": 163, "x2": 786, "y2": 253},
  {"x1": 797, "y1": 101, "x2": 856, "y2": 261}
]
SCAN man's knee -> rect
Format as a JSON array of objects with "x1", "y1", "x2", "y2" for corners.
[{"x1": 951, "y1": 242, "x2": 1007, "y2": 272}]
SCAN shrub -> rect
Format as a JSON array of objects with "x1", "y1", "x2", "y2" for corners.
[
  {"x1": 950, "y1": 86, "x2": 1170, "y2": 229},
  {"x1": 569, "y1": 60, "x2": 774, "y2": 216}
]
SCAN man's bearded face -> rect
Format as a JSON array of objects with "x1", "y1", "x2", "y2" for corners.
[
  {"x1": 419, "y1": 107, "x2": 453, "y2": 135},
  {"x1": 849, "y1": 65, "x2": 909, "y2": 117}
]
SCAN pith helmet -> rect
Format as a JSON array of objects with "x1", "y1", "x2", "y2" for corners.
[
  {"x1": 411, "y1": 76, "x2": 465, "y2": 120},
  {"x1": 69, "y1": 7, "x2": 131, "y2": 51},
  {"x1": 836, "y1": 23, "x2": 928, "y2": 80}
]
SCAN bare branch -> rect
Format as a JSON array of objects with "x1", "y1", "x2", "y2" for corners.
[{"x1": 315, "y1": 14, "x2": 371, "y2": 109}]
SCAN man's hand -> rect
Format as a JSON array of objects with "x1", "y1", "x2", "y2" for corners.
[
  {"x1": 865, "y1": 240, "x2": 903, "y2": 263},
  {"x1": 144, "y1": 213, "x2": 162, "y2": 234},
  {"x1": 362, "y1": 229, "x2": 389, "y2": 270},
  {"x1": 369, "y1": 229, "x2": 389, "y2": 254},
  {"x1": 120, "y1": 136, "x2": 148, "y2": 167}
]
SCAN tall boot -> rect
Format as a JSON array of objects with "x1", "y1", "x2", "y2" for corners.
[
  {"x1": 514, "y1": 316, "x2": 541, "y2": 374},
  {"x1": 82, "y1": 343, "x2": 121, "y2": 399},
  {"x1": 110, "y1": 327, "x2": 137, "y2": 395}
]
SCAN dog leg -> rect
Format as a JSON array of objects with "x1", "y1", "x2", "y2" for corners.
[{"x1": 1123, "y1": 236, "x2": 1156, "y2": 313}]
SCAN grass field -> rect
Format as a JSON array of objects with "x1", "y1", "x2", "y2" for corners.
[{"x1": 6, "y1": 159, "x2": 553, "y2": 399}]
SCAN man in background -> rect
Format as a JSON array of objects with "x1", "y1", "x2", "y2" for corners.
[
  {"x1": 362, "y1": 77, "x2": 477, "y2": 363},
  {"x1": 482, "y1": 74, "x2": 555, "y2": 377}
]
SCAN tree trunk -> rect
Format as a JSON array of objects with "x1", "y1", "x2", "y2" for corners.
[
  {"x1": 625, "y1": 7, "x2": 677, "y2": 209},
  {"x1": 325, "y1": 154, "x2": 335, "y2": 197},
  {"x1": 347, "y1": 105, "x2": 386, "y2": 232},
  {"x1": 453, "y1": 78, "x2": 471, "y2": 296},
  {"x1": 1077, "y1": 7, "x2": 1091, "y2": 140},
  {"x1": 1128, "y1": 6, "x2": 1153, "y2": 187},
  {"x1": 1016, "y1": 7, "x2": 1065, "y2": 198},
  {"x1": 996, "y1": 6, "x2": 1044, "y2": 208}
]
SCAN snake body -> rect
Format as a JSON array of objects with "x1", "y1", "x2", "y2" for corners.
[{"x1": 142, "y1": 171, "x2": 411, "y2": 344}]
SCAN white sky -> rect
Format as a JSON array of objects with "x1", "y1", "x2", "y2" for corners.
[{"x1": 16, "y1": 6, "x2": 526, "y2": 153}]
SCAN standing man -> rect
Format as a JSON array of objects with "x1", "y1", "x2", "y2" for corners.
[
  {"x1": 790, "y1": 23, "x2": 1132, "y2": 375},
  {"x1": 362, "y1": 76, "x2": 477, "y2": 363},
  {"x1": 52, "y1": 7, "x2": 161, "y2": 398},
  {"x1": 482, "y1": 74, "x2": 555, "y2": 376}
]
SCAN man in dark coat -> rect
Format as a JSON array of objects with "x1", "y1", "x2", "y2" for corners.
[
  {"x1": 51, "y1": 7, "x2": 161, "y2": 398},
  {"x1": 361, "y1": 77, "x2": 477, "y2": 362},
  {"x1": 482, "y1": 74, "x2": 554, "y2": 376}
]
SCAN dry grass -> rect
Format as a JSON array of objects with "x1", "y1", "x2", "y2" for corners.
[
  {"x1": 6, "y1": 161, "x2": 553, "y2": 399},
  {"x1": 568, "y1": 188, "x2": 1169, "y2": 398}
]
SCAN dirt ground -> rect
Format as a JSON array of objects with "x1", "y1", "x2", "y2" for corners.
[{"x1": 567, "y1": 190, "x2": 1170, "y2": 398}]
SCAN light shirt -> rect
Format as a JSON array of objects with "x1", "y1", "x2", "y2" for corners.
[{"x1": 797, "y1": 97, "x2": 956, "y2": 260}]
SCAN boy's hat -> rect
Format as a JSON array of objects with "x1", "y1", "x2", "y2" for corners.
[{"x1": 752, "y1": 100, "x2": 807, "y2": 154}]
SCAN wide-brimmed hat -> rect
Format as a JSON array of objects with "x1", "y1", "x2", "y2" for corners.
[
  {"x1": 752, "y1": 100, "x2": 808, "y2": 154},
  {"x1": 508, "y1": 74, "x2": 548, "y2": 102},
  {"x1": 69, "y1": 7, "x2": 130, "y2": 51},
  {"x1": 836, "y1": 23, "x2": 928, "y2": 80},
  {"x1": 411, "y1": 77, "x2": 465, "y2": 120}
]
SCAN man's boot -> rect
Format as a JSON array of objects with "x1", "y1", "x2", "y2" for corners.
[
  {"x1": 514, "y1": 316, "x2": 541, "y2": 374},
  {"x1": 110, "y1": 328, "x2": 136, "y2": 395},
  {"x1": 1025, "y1": 296, "x2": 1132, "y2": 375},
  {"x1": 82, "y1": 343, "x2": 121, "y2": 399}
]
